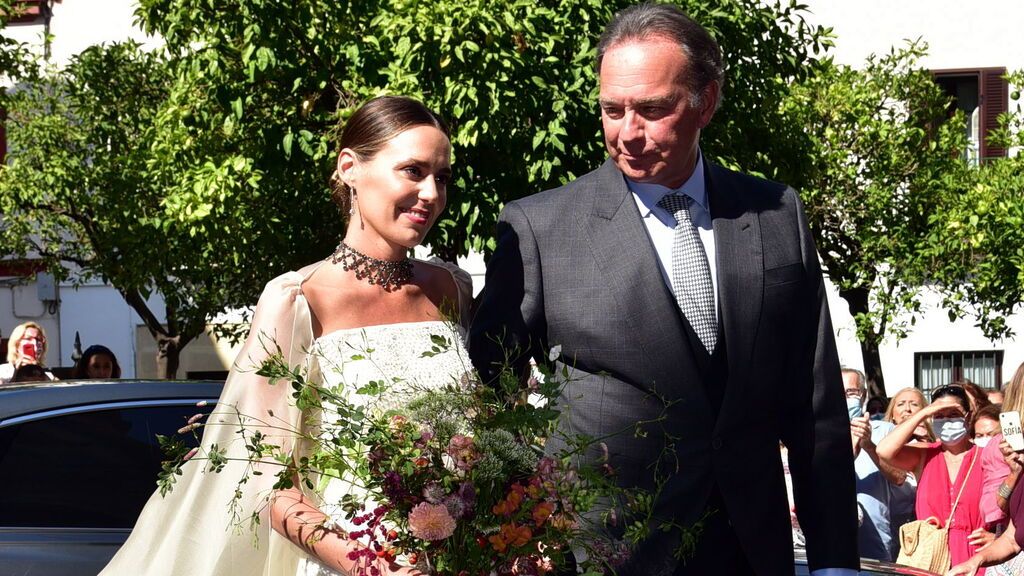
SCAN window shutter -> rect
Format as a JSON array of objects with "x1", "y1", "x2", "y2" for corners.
[{"x1": 981, "y1": 67, "x2": 1008, "y2": 160}]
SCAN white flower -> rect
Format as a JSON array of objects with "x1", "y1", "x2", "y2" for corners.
[{"x1": 548, "y1": 345, "x2": 562, "y2": 362}]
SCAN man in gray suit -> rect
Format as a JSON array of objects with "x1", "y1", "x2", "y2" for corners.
[{"x1": 469, "y1": 3, "x2": 858, "y2": 575}]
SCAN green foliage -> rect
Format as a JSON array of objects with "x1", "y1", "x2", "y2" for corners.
[
  {"x1": 783, "y1": 43, "x2": 970, "y2": 343},
  {"x1": 923, "y1": 73, "x2": 1024, "y2": 339},
  {"x1": 2, "y1": 0, "x2": 831, "y2": 374},
  {"x1": 130, "y1": 0, "x2": 830, "y2": 260},
  {"x1": 0, "y1": 40, "x2": 339, "y2": 376}
]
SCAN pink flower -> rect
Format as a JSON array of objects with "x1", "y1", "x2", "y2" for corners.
[
  {"x1": 447, "y1": 434, "x2": 479, "y2": 470},
  {"x1": 407, "y1": 502, "x2": 456, "y2": 541}
]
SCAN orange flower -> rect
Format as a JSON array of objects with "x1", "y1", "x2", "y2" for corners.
[
  {"x1": 488, "y1": 532, "x2": 509, "y2": 553},
  {"x1": 492, "y1": 485, "x2": 525, "y2": 516},
  {"x1": 531, "y1": 502, "x2": 555, "y2": 527},
  {"x1": 489, "y1": 523, "x2": 533, "y2": 553},
  {"x1": 503, "y1": 523, "x2": 533, "y2": 548}
]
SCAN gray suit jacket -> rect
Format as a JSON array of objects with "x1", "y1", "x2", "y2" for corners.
[{"x1": 469, "y1": 159, "x2": 858, "y2": 575}]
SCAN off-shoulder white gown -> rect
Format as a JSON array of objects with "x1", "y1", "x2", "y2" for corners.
[{"x1": 99, "y1": 259, "x2": 473, "y2": 576}]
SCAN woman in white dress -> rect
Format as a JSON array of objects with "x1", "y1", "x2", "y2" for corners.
[{"x1": 101, "y1": 95, "x2": 471, "y2": 576}]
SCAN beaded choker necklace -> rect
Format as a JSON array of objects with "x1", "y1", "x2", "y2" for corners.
[{"x1": 330, "y1": 241, "x2": 413, "y2": 291}]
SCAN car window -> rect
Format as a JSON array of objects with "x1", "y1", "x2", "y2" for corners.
[{"x1": 0, "y1": 403, "x2": 213, "y2": 528}]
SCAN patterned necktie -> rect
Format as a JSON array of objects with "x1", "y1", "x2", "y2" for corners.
[{"x1": 657, "y1": 193, "x2": 717, "y2": 353}]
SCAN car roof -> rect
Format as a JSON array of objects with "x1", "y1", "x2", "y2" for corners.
[{"x1": 0, "y1": 379, "x2": 223, "y2": 421}]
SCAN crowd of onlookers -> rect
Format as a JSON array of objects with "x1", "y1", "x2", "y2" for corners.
[
  {"x1": 786, "y1": 365, "x2": 1024, "y2": 575},
  {"x1": 0, "y1": 321, "x2": 120, "y2": 385}
]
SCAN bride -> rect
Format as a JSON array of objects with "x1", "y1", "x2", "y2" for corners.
[{"x1": 101, "y1": 96, "x2": 470, "y2": 576}]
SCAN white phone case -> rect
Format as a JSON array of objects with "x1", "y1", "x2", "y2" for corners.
[{"x1": 1000, "y1": 411, "x2": 1024, "y2": 451}]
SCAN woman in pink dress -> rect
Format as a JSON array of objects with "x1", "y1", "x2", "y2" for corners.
[{"x1": 878, "y1": 384, "x2": 988, "y2": 573}]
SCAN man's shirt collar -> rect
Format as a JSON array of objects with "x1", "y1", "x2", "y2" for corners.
[{"x1": 626, "y1": 150, "x2": 707, "y2": 219}]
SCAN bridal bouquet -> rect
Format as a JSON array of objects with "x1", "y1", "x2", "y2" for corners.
[{"x1": 160, "y1": 331, "x2": 650, "y2": 576}]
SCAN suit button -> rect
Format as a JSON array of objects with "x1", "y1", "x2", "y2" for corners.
[{"x1": 711, "y1": 438, "x2": 723, "y2": 450}]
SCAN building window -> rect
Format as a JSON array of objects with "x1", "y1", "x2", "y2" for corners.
[
  {"x1": 2, "y1": 0, "x2": 47, "y2": 24},
  {"x1": 915, "y1": 350, "x2": 1004, "y2": 394},
  {"x1": 934, "y1": 68, "x2": 1009, "y2": 164}
]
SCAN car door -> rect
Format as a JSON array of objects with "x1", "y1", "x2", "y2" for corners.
[{"x1": 0, "y1": 399, "x2": 216, "y2": 576}]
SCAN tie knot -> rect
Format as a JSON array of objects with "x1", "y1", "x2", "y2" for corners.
[{"x1": 657, "y1": 193, "x2": 693, "y2": 223}]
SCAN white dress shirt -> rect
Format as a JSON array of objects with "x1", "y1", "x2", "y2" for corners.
[
  {"x1": 627, "y1": 152, "x2": 719, "y2": 322},
  {"x1": 627, "y1": 154, "x2": 857, "y2": 576}
]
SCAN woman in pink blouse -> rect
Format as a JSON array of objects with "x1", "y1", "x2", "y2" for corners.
[{"x1": 878, "y1": 384, "x2": 988, "y2": 572}]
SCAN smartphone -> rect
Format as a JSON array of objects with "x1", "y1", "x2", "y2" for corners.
[
  {"x1": 1000, "y1": 411, "x2": 1024, "y2": 451},
  {"x1": 20, "y1": 340, "x2": 38, "y2": 361}
]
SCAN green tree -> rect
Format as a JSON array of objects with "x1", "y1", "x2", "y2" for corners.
[
  {"x1": 0, "y1": 42, "x2": 339, "y2": 377},
  {"x1": 782, "y1": 42, "x2": 978, "y2": 396},
  {"x1": 925, "y1": 73, "x2": 1024, "y2": 343},
  {"x1": 3, "y1": 0, "x2": 832, "y2": 376},
  {"x1": 132, "y1": 0, "x2": 830, "y2": 260}
]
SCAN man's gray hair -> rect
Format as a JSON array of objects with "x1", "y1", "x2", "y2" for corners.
[
  {"x1": 596, "y1": 2, "x2": 725, "y2": 109},
  {"x1": 841, "y1": 367, "x2": 868, "y2": 392}
]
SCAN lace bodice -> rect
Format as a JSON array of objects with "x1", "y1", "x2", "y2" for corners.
[{"x1": 314, "y1": 320, "x2": 473, "y2": 411}]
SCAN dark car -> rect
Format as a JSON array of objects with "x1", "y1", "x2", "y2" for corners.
[
  {"x1": 0, "y1": 379, "x2": 222, "y2": 576},
  {"x1": 795, "y1": 549, "x2": 941, "y2": 576}
]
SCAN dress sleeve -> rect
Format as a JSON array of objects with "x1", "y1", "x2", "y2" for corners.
[
  {"x1": 980, "y1": 433, "x2": 1010, "y2": 525},
  {"x1": 100, "y1": 270, "x2": 316, "y2": 576}
]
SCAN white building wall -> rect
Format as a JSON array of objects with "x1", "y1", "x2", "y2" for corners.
[
  {"x1": 2, "y1": 0, "x2": 154, "y2": 66},
  {"x1": 55, "y1": 280, "x2": 139, "y2": 377}
]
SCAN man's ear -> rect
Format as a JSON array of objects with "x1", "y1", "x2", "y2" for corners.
[
  {"x1": 697, "y1": 81, "x2": 720, "y2": 128},
  {"x1": 337, "y1": 148, "x2": 359, "y2": 187}
]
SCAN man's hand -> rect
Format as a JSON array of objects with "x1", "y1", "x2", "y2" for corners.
[{"x1": 850, "y1": 415, "x2": 873, "y2": 455}]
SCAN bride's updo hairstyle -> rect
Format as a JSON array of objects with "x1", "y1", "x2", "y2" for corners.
[{"x1": 330, "y1": 95, "x2": 450, "y2": 216}]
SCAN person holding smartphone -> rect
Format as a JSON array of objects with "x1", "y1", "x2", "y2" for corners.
[
  {"x1": 878, "y1": 384, "x2": 992, "y2": 573},
  {"x1": 948, "y1": 363, "x2": 1024, "y2": 575},
  {"x1": 844, "y1": 368, "x2": 904, "y2": 561},
  {"x1": 0, "y1": 321, "x2": 55, "y2": 385}
]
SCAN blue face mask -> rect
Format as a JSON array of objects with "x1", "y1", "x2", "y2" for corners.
[{"x1": 847, "y1": 396, "x2": 863, "y2": 420}]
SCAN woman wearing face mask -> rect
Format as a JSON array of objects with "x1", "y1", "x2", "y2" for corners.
[
  {"x1": 878, "y1": 384, "x2": 991, "y2": 573},
  {"x1": 949, "y1": 367, "x2": 1024, "y2": 576},
  {"x1": 975, "y1": 365, "x2": 1024, "y2": 546}
]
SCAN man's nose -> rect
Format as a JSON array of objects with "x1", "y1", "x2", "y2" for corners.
[{"x1": 620, "y1": 110, "x2": 644, "y2": 143}]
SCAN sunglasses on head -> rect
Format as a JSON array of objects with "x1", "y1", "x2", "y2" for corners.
[{"x1": 930, "y1": 384, "x2": 970, "y2": 405}]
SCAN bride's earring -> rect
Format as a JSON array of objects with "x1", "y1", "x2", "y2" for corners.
[{"x1": 349, "y1": 187, "x2": 355, "y2": 216}]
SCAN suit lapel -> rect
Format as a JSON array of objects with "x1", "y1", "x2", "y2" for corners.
[
  {"x1": 706, "y1": 162, "x2": 763, "y2": 436},
  {"x1": 582, "y1": 160, "x2": 714, "y2": 416}
]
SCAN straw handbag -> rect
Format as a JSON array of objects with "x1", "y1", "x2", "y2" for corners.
[{"x1": 896, "y1": 449, "x2": 977, "y2": 573}]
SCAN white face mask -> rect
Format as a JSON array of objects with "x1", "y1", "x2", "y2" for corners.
[
  {"x1": 974, "y1": 436, "x2": 992, "y2": 448},
  {"x1": 847, "y1": 396, "x2": 863, "y2": 420},
  {"x1": 932, "y1": 417, "x2": 968, "y2": 445}
]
